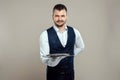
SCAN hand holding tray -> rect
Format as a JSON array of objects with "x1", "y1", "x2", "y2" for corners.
[{"x1": 44, "y1": 53, "x2": 74, "y2": 67}]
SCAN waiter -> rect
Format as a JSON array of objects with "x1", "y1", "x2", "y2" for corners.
[{"x1": 40, "y1": 4, "x2": 85, "y2": 80}]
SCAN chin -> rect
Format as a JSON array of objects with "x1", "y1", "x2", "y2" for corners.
[
  {"x1": 56, "y1": 23, "x2": 65, "y2": 27},
  {"x1": 56, "y1": 24, "x2": 64, "y2": 27}
]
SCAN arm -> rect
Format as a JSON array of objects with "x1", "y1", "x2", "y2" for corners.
[
  {"x1": 74, "y1": 28, "x2": 85, "y2": 55},
  {"x1": 40, "y1": 31, "x2": 50, "y2": 65},
  {"x1": 40, "y1": 31, "x2": 66, "y2": 67}
]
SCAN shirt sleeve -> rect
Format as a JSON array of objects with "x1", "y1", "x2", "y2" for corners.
[
  {"x1": 73, "y1": 28, "x2": 85, "y2": 55},
  {"x1": 40, "y1": 31, "x2": 50, "y2": 64}
]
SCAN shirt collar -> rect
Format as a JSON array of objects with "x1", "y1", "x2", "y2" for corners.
[{"x1": 53, "y1": 25, "x2": 68, "y2": 32}]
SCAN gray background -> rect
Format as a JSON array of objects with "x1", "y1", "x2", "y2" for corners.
[{"x1": 0, "y1": 0, "x2": 120, "y2": 80}]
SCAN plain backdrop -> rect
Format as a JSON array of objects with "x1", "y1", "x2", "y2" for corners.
[{"x1": 0, "y1": 0, "x2": 120, "y2": 80}]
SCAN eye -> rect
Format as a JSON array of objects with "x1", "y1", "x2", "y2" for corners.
[
  {"x1": 55, "y1": 15, "x2": 59, "y2": 17},
  {"x1": 61, "y1": 15, "x2": 65, "y2": 17}
]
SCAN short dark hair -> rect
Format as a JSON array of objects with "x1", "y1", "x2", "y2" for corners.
[{"x1": 53, "y1": 4, "x2": 67, "y2": 12}]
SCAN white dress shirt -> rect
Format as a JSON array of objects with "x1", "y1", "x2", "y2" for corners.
[{"x1": 40, "y1": 25, "x2": 85, "y2": 67}]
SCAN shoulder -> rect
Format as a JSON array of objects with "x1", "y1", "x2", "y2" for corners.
[
  {"x1": 68, "y1": 26, "x2": 82, "y2": 38},
  {"x1": 40, "y1": 30, "x2": 47, "y2": 38},
  {"x1": 68, "y1": 26, "x2": 81, "y2": 35},
  {"x1": 47, "y1": 26, "x2": 54, "y2": 31},
  {"x1": 73, "y1": 28, "x2": 81, "y2": 36},
  {"x1": 40, "y1": 26, "x2": 53, "y2": 35}
]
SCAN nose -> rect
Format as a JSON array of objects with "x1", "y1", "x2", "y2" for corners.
[{"x1": 58, "y1": 16, "x2": 62, "y2": 21}]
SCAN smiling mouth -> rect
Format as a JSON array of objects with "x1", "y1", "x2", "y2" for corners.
[
  {"x1": 57, "y1": 20, "x2": 64, "y2": 22},
  {"x1": 57, "y1": 22, "x2": 63, "y2": 23}
]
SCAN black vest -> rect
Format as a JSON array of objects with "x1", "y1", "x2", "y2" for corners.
[{"x1": 47, "y1": 26, "x2": 75, "y2": 71}]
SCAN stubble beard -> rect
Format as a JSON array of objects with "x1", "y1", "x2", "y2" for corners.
[{"x1": 54, "y1": 21, "x2": 66, "y2": 28}]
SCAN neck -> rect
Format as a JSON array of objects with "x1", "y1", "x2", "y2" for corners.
[
  {"x1": 57, "y1": 25, "x2": 66, "y2": 32},
  {"x1": 58, "y1": 26, "x2": 65, "y2": 31}
]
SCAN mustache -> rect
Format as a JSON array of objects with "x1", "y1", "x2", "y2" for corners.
[{"x1": 57, "y1": 20, "x2": 64, "y2": 22}]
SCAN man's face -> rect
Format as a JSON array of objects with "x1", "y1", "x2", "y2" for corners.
[{"x1": 53, "y1": 9, "x2": 67, "y2": 27}]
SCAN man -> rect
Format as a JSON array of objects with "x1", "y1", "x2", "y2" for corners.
[{"x1": 40, "y1": 4, "x2": 85, "y2": 80}]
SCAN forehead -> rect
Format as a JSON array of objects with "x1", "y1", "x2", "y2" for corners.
[{"x1": 53, "y1": 9, "x2": 67, "y2": 15}]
